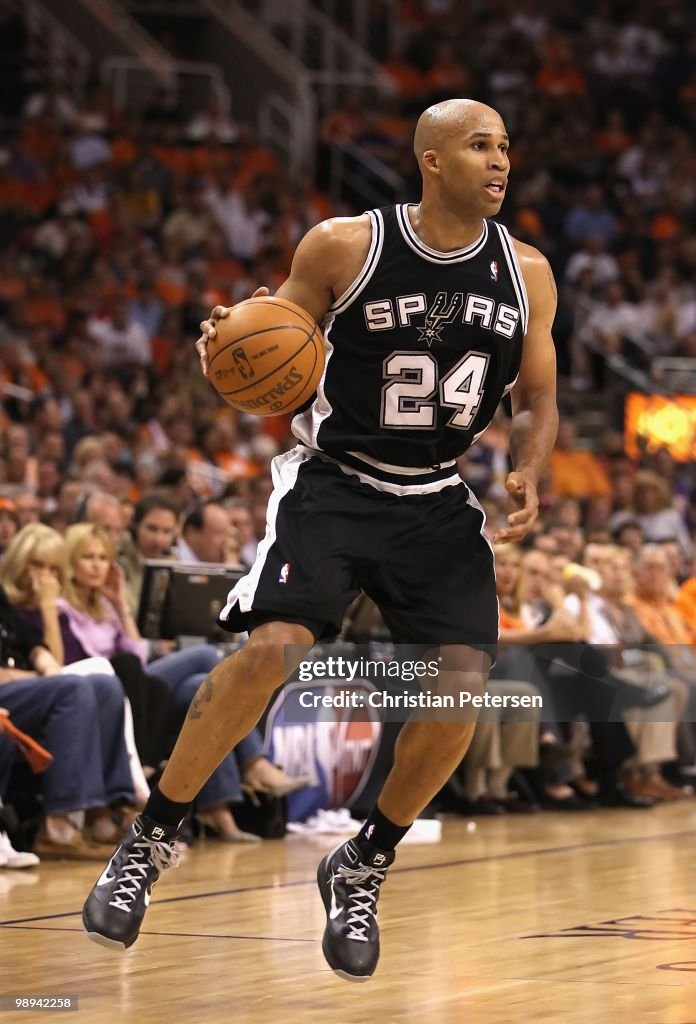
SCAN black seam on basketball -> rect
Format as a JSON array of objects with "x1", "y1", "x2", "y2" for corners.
[
  {"x1": 215, "y1": 332, "x2": 321, "y2": 397},
  {"x1": 229, "y1": 328, "x2": 323, "y2": 414},
  {"x1": 247, "y1": 298, "x2": 317, "y2": 330},
  {"x1": 281, "y1": 329, "x2": 321, "y2": 411},
  {"x1": 208, "y1": 324, "x2": 310, "y2": 371},
  {"x1": 288, "y1": 327, "x2": 323, "y2": 407}
]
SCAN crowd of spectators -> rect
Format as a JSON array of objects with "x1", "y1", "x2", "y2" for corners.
[
  {"x1": 0, "y1": 1, "x2": 694, "y2": 865},
  {"x1": 325, "y1": 0, "x2": 696, "y2": 385}
]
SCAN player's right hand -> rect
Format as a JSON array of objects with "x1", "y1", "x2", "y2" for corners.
[{"x1": 196, "y1": 286, "x2": 270, "y2": 377}]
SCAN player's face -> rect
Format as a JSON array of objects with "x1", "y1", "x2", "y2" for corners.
[{"x1": 437, "y1": 119, "x2": 510, "y2": 215}]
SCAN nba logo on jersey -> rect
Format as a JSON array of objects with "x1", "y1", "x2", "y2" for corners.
[
  {"x1": 490, "y1": 260, "x2": 499, "y2": 282},
  {"x1": 279, "y1": 563, "x2": 291, "y2": 584}
]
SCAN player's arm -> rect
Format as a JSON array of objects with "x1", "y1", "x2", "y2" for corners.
[
  {"x1": 493, "y1": 244, "x2": 559, "y2": 543},
  {"x1": 196, "y1": 217, "x2": 371, "y2": 376}
]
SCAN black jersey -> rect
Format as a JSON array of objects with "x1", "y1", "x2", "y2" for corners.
[{"x1": 292, "y1": 203, "x2": 527, "y2": 475}]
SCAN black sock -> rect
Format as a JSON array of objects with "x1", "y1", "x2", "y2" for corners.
[
  {"x1": 356, "y1": 804, "x2": 412, "y2": 852},
  {"x1": 144, "y1": 785, "x2": 191, "y2": 829}
]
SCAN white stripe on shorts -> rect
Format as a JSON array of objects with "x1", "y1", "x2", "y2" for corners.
[{"x1": 219, "y1": 447, "x2": 306, "y2": 622}]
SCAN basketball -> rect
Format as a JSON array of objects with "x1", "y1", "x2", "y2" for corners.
[{"x1": 206, "y1": 296, "x2": 325, "y2": 417}]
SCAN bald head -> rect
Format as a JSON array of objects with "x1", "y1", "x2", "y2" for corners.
[{"x1": 413, "y1": 99, "x2": 505, "y2": 165}]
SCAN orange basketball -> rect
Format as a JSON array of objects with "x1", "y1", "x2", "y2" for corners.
[{"x1": 206, "y1": 296, "x2": 325, "y2": 417}]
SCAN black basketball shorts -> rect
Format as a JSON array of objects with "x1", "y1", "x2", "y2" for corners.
[{"x1": 218, "y1": 447, "x2": 498, "y2": 655}]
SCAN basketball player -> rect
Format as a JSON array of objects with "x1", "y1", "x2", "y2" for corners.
[{"x1": 83, "y1": 99, "x2": 558, "y2": 981}]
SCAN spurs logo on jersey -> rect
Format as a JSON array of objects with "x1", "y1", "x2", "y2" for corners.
[
  {"x1": 292, "y1": 204, "x2": 529, "y2": 475},
  {"x1": 363, "y1": 290, "x2": 520, "y2": 343}
]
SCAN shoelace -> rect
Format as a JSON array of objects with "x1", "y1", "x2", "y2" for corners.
[
  {"x1": 109, "y1": 837, "x2": 180, "y2": 913},
  {"x1": 335, "y1": 863, "x2": 387, "y2": 942}
]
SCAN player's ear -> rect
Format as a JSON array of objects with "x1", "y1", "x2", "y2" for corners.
[{"x1": 422, "y1": 149, "x2": 440, "y2": 174}]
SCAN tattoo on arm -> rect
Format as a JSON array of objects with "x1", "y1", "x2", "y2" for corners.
[
  {"x1": 188, "y1": 673, "x2": 214, "y2": 720},
  {"x1": 546, "y1": 264, "x2": 557, "y2": 304}
]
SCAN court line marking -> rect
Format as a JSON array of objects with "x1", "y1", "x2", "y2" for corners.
[
  {"x1": 1, "y1": 827, "x2": 693, "y2": 929},
  {"x1": 1, "y1": 924, "x2": 314, "y2": 943}
]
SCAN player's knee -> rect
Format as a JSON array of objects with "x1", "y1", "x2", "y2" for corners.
[
  {"x1": 239, "y1": 621, "x2": 314, "y2": 691},
  {"x1": 436, "y1": 645, "x2": 489, "y2": 702}
]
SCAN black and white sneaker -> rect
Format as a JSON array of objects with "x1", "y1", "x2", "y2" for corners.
[
  {"x1": 82, "y1": 815, "x2": 180, "y2": 950},
  {"x1": 317, "y1": 838, "x2": 394, "y2": 982}
]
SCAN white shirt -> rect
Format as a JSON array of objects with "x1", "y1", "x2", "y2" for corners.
[
  {"x1": 205, "y1": 188, "x2": 270, "y2": 260},
  {"x1": 565, "y1": 250, "x2": 620, "y2": 288},
  {"x1": 88, "y1": 317, "x2": 151, "y2": 367},
  {"x1": 563, "y1": 593, "x2": 618, "y2": 645},
  {"x1": 174, "y1": 537, "x2": 202, "y2": 564}
]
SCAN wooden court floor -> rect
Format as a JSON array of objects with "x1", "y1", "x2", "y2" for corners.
[{"x1": 2, "y1": 804, "x2": 696, "y2": 1024}]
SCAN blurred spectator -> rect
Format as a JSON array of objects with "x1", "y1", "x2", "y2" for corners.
[
  {"x1": 23, "y1": 81, "x2": 78, "y2": 127},
  {"x1": 677, "y1": 565, "x2": 696, "y2": 626},
  {"x1": 82, "y1": 491, "x2": 125, "y2": 547},
  {"x1": 118, "y1": 490, "x2": 180, "y2": 616},
  {"x1": 549, "y1": 421, "x2": 612, "y2": 499},
  {"x1": 565, "y1": 237, "x2": 619, "y2": 288},
  {"x1": 176, "y1": 501, "x2": 237, "y2": 565},
  {"x1": 610, "y1": 471, "x2": 693, "y2": 559},
  {"x1": 186, "y1": 96, "x2": 240, "y2": 144},
  {"x1": 87, "y1": 296, "x2": 151, "y2": 368},
  {"x1": 225, "y1": 498, "x2": 257, "y2": 568},
  {"x1": 163, "y1": 182, "x2": 217, "y2": 252},
  {"x1": 13, "y1": 491, "x2": 41, "y2": 529},
  {"x1": 626, "y1": 545, "x2": 696, "y2": 680},
  {"x1": 565, "y1": 186, "x2": 617, "y2": 248},
  {"x1": 0, "y1": 499, "x2": 19, "y2": 556}
]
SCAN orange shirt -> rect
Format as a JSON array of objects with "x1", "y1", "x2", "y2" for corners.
[
  {"x1": 625, "y1": 593, "x2": 695, "y2": 645},
  {"x1": 380, "y1": 61, "x2": 427, "y2": 99},
  {"x1": 536, "y1": 67, "x2": 587, "y2": 98},
  {"x1": 24, "y1": 297, "x2": 65, "y2": 331},
  {"x1": 232, "y1": 146, "x2": 279, "y2": 191},
  {"x1": 110, "y1": 136, "x2": 138, "y2": 166},
  {"x1": 499, "y1": 608, "x2": 523, "y2": 631},
  {"x1": 676, "y1": 578, "x2": 696, "y2": 633},
  {"x1": 215, "y1": 452, "x2": 261, "y2": 480},
  {"x1": 650, "y1": 213, "x2": 680, "y2": 241},
  {"x1": 549, "y1": 449, "x2": 613, "y2": 498},
  {"x1": 209, "y1": 257, "x2": 245, "y2": 288}
]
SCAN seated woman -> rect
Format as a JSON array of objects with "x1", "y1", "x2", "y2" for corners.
[
  {"x1": 0, "y1": 587, "x2": 134, "y2": 859},
  {"x1": 0, "y1": 524, "x2": 136, "y2": 852},
  {"x1": 60, "y1": 523, "x2": 306, "y2": 841}
]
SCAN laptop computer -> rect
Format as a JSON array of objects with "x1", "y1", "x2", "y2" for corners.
[{"x1": 137, "y1": 560, "x2": 246, "y2": 640}]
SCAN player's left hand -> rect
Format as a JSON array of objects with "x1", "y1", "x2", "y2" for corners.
[
  {"x1": 492, "y1": 471, "x2": 539, "y2": 543},
  {"x1": 196, "y1": 286, "x2": 270, "y2": 377}
]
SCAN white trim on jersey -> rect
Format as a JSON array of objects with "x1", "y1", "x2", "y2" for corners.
[
  {"x1": 330, "y1": 209, "x2": 384, "y2": 314},
  {"x1": 345, "y1": 450, "x2": 458, "y2": 476},
  {"x1": 465, "y1": 483, "x2": 499, "y2": 646},
  {"x1": 396, "y1": 204, "x2": 489, "y2": 263},
  {"x1": 292, "y1": 209, "x2": 383, "y2": 449},
  {"x1": 464, "y1": 484, "x2": 495, "y2": 557},
  {"x1": 291, "y1": 316, "x2": 335, "y2": 449},
  {"x1": 219, "y1": 448, "x2": 305, "y2": 622},
  {"x1": 306, "y1": 448, "x2": 463, "y2": 496},
  {"x1": 471, "y1": 371, "x2": 519, "y2": 447},
  {"x1": 494, "y1": 223, "x2": 530, "y2": 333}
]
